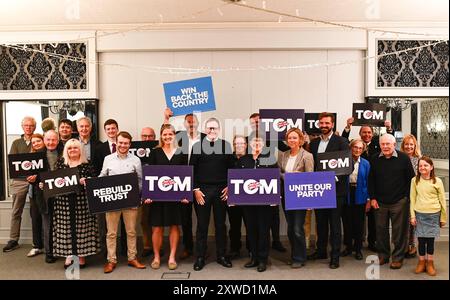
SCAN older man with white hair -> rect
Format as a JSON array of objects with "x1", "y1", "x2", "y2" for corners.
[{"x1": 368, "y1": 134, "x2": 415, "y2": 269}]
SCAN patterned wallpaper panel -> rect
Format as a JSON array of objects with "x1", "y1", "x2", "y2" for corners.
[
  {"x1": 0, "y1": 43, "x2": 87, "y2": 90},
  {"x1": 377, "y1": 40, "x2": 449, "y2": 87},
  {"x1": 420, "y1": 98, "x2": 449, "y2": 159}
]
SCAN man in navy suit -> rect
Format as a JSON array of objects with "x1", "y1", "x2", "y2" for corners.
[{"x1": 308, "y1": 112, "x2": 349, "y2": 269}]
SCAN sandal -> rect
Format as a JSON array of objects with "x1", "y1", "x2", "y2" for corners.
[
  {"x1": 168, "y1": 261, "x2": 178, "y2": 270},
  {"x1": 151, "y1": 260, "x2": 160, "y2": 269}
]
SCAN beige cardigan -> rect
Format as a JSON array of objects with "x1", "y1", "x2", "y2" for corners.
[{"x1": 277, "y1": 148, "x2": 314, "y2": 180}]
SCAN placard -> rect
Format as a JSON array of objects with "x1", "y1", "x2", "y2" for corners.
[
  {"x1": 259, "y1": 109, "x2": 305, "y2": 140},
  {"x1": 40, "y1": 167, "x2": 81, "y2": 199},
  {"x1": 316, "y1": 150, "x2": 353, "y2": 176},
  {"x1": 8, "y1": 152, "x2": 47, "y2": 178},
  {"x1": 352, "y1": 103, "x2": 386, "y2": 126}
]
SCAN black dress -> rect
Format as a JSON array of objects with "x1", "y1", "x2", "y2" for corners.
[
  {"x1": 148, "y1": 147, "x2": 189, "y2": 227},
  {"x1": 52, "y1": 159, "x2": 100, "y2": 257}
]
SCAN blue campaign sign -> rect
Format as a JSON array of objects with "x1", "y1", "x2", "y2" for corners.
[
  {"x1": 284, "y1": 171, "x2": 336, "y2": 210},
  {"x1": 163, "y1": 76, "x2": 216, "y2": 116}
]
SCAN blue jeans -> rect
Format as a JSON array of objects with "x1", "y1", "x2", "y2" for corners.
[{"x1": 285, "y1": 209, "x2": 307, "y2": 263}]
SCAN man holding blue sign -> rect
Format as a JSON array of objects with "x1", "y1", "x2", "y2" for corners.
[
  {"x1": 309, "y1": 112, "x2": 350, "y2": 269},
  {"x1": 163, "y1": 76, "x2": 216, "y2": 116}
]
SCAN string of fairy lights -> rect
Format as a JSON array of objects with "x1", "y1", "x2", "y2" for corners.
[{"x1": 0, "y1": 0, "x2": 448, "y2": 75}]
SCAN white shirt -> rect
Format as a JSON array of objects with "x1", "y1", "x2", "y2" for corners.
[
  {"x1": 285, "y1": 155, "x2": 298, "y2": 173},
  {"x1": 349, "y1": 157, "x2": 360, "y2": 184},
  {"x1": 188, "y1": 134, "x2": 201, "y2": 162},
  {"x1": 318, "y1": 131, "x2": 334, "y2": 154},
  {"x1": 108, "y1": 140, "x2": 117, "y2": 153},
  {"x1": 99, "y1": 152, "x2": 142, "y2": 190}
]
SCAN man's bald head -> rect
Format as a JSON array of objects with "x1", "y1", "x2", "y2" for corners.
[{"x1": 141, "y1": 127, "x2": 156, "y2": 141}]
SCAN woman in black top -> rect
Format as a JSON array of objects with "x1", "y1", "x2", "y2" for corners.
[
  {"x1": 144, "y1": 124, "x2": 189, "y2": 270},
  {"x1": 237, "y1": 136, "x2": 278, "y2": 272}
]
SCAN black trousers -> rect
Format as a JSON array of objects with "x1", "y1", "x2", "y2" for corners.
[
  {"x1": 194, "y1": 185, "x2": 228, "y2": 258},
  {"x1": 227, "y1": 205, "x2": 249, "y2": 253},
  {"x1": 181, "y1": 201, "x2": 194, "y2": 252},
  {"x1": 315, "y1": 196, "x2": 344, "y2": 260},
  {"x1": 243, "y1": 205, "x2": 272, "y2": 263},
  {"x1": 342, "y1": 187, "x2": 365, "y2": 252},
  {"x1": 271, "y1": 206, "x2": 281, "y2": 242},
  {"x1": 30, "y1": 195, "x2": 43, "y2": 249}
]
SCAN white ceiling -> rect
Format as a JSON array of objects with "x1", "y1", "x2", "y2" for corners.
[{"x1": 0, "y1": 0, "x2": 448, "y2": 29}]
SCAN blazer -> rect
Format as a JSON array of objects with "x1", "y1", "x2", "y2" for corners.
[
  {"x1": 309, "y1": 134, "x2": 350, "y2": 198},
  {"x1": 347, "y1": 157, "x2": 370, "y2": 205},
  {"x1": 277, "y1": 148, "x2": 314, "y2": 180}
]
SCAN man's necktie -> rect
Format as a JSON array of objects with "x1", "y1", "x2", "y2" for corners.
[{"x1": 112, "y1": 143, "x2": 116, "y2": 153}]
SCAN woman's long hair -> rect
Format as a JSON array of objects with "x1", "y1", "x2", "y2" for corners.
[
  {"x1": 415, "y1": 156, "x2": 436, "y2": 185},
  {"x1": 158, "y1": 124, "x2": 177, "y2": 148},
  {"x1": 401, "y1": 134, "x2": 421, "y2": 158}
]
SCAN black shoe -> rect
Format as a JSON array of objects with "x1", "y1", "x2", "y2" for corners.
[
  {"x1": 216, "y1": 256, "x2": 232, "y2": 268},
  {"x1": 329, "y1": 259, "x2": 340, "y2": 269},
  {"x1": 272, "y1": 241, "x2": 287, "y2": 252},
  {"x1": 193, "y1": 257, "x2": 206, "y2": 271},
  {"x1": 340, "y1": 248, "x2": 352, "y2": 257},
  {"x1": 307, "y1": 252, "x2": 327, "y2": 260},
  {"x1": 45, "y1": 255, "x2": 57, "y2": 264},
  {"x1": 368, "y1": 244, "x2": 377, "y2": 252},
  {"x1": 257, "y1": 262, "x2": 267, "y2": 272},
  {"x1": 142, "y1": 248, "x2": 153, "y2": 257},
  {"x1": 355, "y1": 251, "x2": 363, "y2": 260},
  {"x1": 2, "y1": 240, "x2": 19, "y2": 252},
  {"x1": 244, "y1": 259, "x2": 259, "y2": 268}
]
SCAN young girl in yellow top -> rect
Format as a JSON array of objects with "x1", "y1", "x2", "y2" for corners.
[{"x1": 410, "y1": 156, "x2": 447, "y2": 276}]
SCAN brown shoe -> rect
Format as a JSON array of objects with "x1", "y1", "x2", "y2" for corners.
[
  {"x1": 426, "y1": 260, "x2": 436, "y2": 276},
  {"x1": 390, "y1": 261, "x2": 403, "y2": 269},
  {"x1": 104, "y1": 262, "x2": 116, "y2": 273},
  {"x1": 378, "y1": 257, "x2": 389, "y2": 265},
  {"x1": 180, "y1": 249, "x2": 192, "y2": 260},
  {"x1": 128, "y1": 259, "x2": 146, "y2": 269},
  {"x1": 415, "y1": 259, "x2": 426, "y2": 274}
]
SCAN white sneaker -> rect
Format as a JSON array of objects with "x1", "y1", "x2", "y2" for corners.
[{"x1": 27, "y1": 248, "x2": 43, "y2": 257}]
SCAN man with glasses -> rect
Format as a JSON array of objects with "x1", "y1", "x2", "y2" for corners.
[
  {"x1": 3, "y1": 117, "x2": 36, "y2": 253},
  {"x1": 190, "y1": 117, "x2": 234, "y2": 271}
]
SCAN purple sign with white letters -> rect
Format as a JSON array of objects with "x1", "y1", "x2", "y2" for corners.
[
  {"x1": 227, "y1": 168, "x2": 280, "y2": 206},
  {"x1": 284, "y1": 171, "x2": 336, "y2": 210},
  {"x1": 142, "y1": 165, "x2": 193, "y2": 202},
  {"x1": 259, "y1": 109, "x2": 305, "y2": 140}
]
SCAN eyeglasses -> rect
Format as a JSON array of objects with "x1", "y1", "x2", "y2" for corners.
[
  {"x1": 206, "y1": 127, "x2": 219, "y2": 131},
  {"x1": 142, "y1": 135, "x2": 155, "y2": 138}
]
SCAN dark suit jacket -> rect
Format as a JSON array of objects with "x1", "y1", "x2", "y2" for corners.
[
  {"x1": 309, "y1": 134, "x2": 350, "y2": 198},
  {"x1": 93, "y1": 141, "x2": 112, "y2": 175}
]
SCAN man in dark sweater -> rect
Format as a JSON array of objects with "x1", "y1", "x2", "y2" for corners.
[
  {"x1": 190, "y1": 117, "x2": 235, "y2": 271},
  {"x1": 368, "y1": 134, "x2": 415, "y2": 269},
  {"x1": 342, "y1": 117, "x2": 394, "y2": 252}
]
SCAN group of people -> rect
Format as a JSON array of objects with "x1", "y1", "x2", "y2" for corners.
[{"x1": 2, "y1": 110, "x2": 446, "y2": 276}]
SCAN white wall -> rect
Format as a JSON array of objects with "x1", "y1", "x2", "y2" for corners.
[{"x1": 99, "y1": 50, "x2": 365, "y2": 141}]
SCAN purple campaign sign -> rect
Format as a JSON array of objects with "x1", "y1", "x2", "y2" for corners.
[
  {"x1": 259, "y1": 109, "x2": 305, "y2": 140},
  {"x1": 284, "y1": 171, "x2": 336, "y2": 210},
  {"x1": 228, "y1": 168, "x2": 280, "y2": 206},
  {"x1": 142, "y1": 165, "x2": 193, "y2": 202}
]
